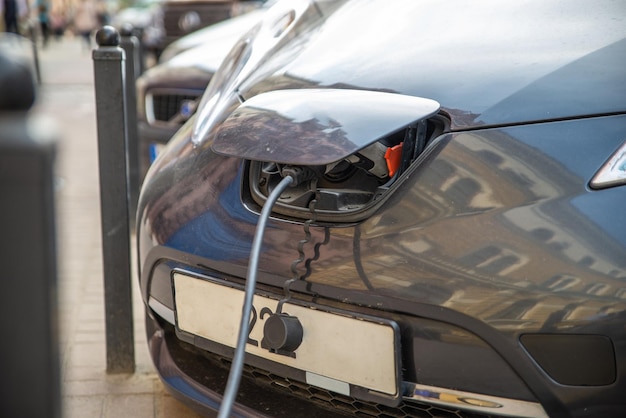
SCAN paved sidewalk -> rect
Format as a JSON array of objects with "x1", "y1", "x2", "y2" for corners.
[{"x1": 31, "y1": 36, "x2": 202, "y2": 418}]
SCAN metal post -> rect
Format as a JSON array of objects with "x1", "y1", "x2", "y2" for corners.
[
  {"x1": 132, "y1": 26, "x2": 146, "y2": 75},
  {"x1": 28, "y1": 23, "x2": 42, "y2": 84},
  {"x1": 92, "y1": 26, "x2": 135, "y2": 373},
  {"x1": 120, "y1": 25, "x2": 140, "y2": 230},
  {"x1": 0, "y1": 49, "x2": 60, "y2": 418}
]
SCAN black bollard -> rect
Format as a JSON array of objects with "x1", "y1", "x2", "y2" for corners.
[
  {"x1": 120, "y1": 24, "x2": 141, "y2": 230},
  {"x1": 92, "y1": 25, "x2": 135, "y2": 374},
  {"x1": 28, "y1": 22, "x2": 42, "y2": 84},
  {"x1": 131, "y1": 26, "x2": 147, "y2": 75},
  {"x1": 0, "y1": 48, "x2": 60, "y2": 418}
]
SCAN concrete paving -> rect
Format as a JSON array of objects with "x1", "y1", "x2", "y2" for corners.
[{"x1": 30, "y1": 35, "x2": 203, "y2": 418}]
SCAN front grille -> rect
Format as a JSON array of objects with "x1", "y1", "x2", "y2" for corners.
[
  {"x1": 225, "y1": 357, "x2": 500, "y2": 418},
  {"x1": 165, "y1": 326, "x2": 503, "y2": 418},
  {"x1": 151, "y1": 93, "x2": 198, "y2": 123}
]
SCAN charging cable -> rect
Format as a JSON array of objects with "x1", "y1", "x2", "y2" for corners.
[{"x1": 218, "y1": 174, "x2": 295, "y2": 418}]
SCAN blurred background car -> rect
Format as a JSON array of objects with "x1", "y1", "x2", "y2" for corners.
[
  {"x1": 135, "y1": 2, "x2": 269, "y2": 179},
  {"x1": 111, "y1": 0, "x2": 165, "y2": 59},
  {"x1": 112, "y1": 0, "x2": 265, "y2": 63},
  {"x1": 157, "y1": 0, "x2": 271, "y2": 62},
  {"x1": 160, "y1": 0, "x2": 263, "y2": 51}
]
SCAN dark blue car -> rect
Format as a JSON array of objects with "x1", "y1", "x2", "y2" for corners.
[{"x1": 136, "y1": 0, "x2": 626, "y2": 416}]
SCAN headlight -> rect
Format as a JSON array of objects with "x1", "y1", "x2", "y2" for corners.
[{"x1": 590, "y1": 141, "x2": 626, "y2": 189}]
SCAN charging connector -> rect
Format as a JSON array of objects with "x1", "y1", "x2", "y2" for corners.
[{"x1": 281, "y1": 165, "x2": 317, "y2": 186}]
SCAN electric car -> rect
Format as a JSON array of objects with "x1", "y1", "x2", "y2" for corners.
[{"x1": 136, "y1": 0, "x2": 626, "y2": 417}]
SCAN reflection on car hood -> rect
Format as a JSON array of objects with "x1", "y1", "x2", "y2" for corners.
[{"x1": 241, "y1": 0, "x2": 626, "y2": 130}]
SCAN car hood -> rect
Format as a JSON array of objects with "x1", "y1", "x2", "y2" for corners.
[{"x1": 238, "y1": 0, "x2": 626, "y2": 130}]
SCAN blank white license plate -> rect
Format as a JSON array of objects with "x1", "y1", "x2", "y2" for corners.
[{"x1": 173, "y1": 271, "x2": 400, "y2": 397}]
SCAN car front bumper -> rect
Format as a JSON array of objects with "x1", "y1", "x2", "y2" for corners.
[{"x1": 141, "y1": 251, "x2": 551, "y2": 418}]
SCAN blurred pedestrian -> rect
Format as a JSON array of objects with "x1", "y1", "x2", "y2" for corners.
[
  {"x1": 96, "y1": 0, "x2": 108, "y2": 27},
  {"x1": 73, "y1": 0, "x2": 98, "y2": 49},
  {"x1": 35, "y1": 0, "x2": 49, "y2": 47},
  {"x1": 1, "y1": 0, "x2": 28, "y2": 34},
  {"x1": 49, "y1": 7, "x2": 66, "y2": 40}
]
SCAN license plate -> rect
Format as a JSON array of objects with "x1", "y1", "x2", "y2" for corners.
[{"x1": 173, "y1": 271, "x2": 400, "y2": 397}]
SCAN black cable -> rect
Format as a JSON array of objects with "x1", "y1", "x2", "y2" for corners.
[
  {"x1": 217, "y1": 174, "x2": 294, "y2": 418},
  {"x1": 353, "y1": 225, "x2": 375, "y2": 291}
]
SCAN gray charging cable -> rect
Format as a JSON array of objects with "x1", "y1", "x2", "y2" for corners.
[{"x1": 218, "y1": 174, "x2": 294, "y2": 418}]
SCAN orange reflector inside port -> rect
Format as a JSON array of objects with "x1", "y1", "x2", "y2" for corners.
[{"x1": 384, "y1": 143, "x2": 403, "y2": 178}]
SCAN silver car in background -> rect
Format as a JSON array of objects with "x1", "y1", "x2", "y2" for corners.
[{"x1": 135, "y1": 4, "x2": 268, "y2": 178}]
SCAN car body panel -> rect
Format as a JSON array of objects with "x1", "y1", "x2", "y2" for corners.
[
  {"x1": 139, "y1": 113, "x2": 626, "y2": 416},
  {"x1": 141, "y1": 115, "x2": 626, "y2": 326}
]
